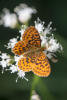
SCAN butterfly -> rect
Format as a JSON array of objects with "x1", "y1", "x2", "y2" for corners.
[{"x1": 12, "y1": 26, "x2": 51, "y2": 77}]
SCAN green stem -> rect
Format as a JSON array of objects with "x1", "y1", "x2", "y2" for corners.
[
  {"x1": 30, "y1": 75, "x2": 40, "y2": 100},
  {"x1": 30, "y1": 75, "x2": 55, "y2": 100}
]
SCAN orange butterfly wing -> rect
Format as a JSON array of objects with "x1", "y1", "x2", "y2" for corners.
[
  {"x1": 12, "y1": 26, "x2": 41, "y2": 55},
  {"x1": 12, "y1": 41, "x2": 28, "y2": 55},
  {"x1": 22, "y1": 26, "x2": 41, "y2": 48},
  {"x1": 31, "y1": 51, "x2": 51, "y2": 77},
  {"x1": 18, "y1": 56, "x2": 32, "y2": 72},
  {"x1": 18, "y1": 51, "x2": 51, "y2": 77}
]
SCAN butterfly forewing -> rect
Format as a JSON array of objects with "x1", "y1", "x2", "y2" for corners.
[
  {"x1": 12, "y1": 26, "x2": 41, "y2": 56},
  {"x1": 12, "y1": 41, "x2": 28, "y2": 55},
  {"x1": 22, "y1": 26, "x2": 41, "y2": 48}
]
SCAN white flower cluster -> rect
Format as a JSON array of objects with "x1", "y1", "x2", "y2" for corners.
[
  {"x1": 0, "y1": 52, "x2": 27, "y2": 82},
  {"x1": 0, "y1": 3, "x2": 37, "y2": 28},
  {"x1": 0, "y1": 53, "x2": 11, "y2": 73},
  {"x1": 14, "y1": 3, "x2": 37, "y2": 23},
  {"x1": 5, "y1": 37, "x2": 19, "y2": 49},
  {"x1": 0, "y1": 8, "x2": 18, "y2": 28},
  {"x1": 34, "y1": 18, "x2": 63, "y2": 53}
]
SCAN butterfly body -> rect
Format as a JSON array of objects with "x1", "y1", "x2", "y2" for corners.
[{"x1": 12, "y1": 26, "x2": 51, "y2": 77}]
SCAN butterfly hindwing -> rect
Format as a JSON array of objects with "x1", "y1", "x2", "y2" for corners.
[
  {"x1": 18, "y1": 51, "x2": 51, "y2": 77},
  {"x1": 18, "y1": 56, "x2": 32, "y2": 72},
  {"x1": 31, "y1": 51, "x2": 51, "y2": 77}
]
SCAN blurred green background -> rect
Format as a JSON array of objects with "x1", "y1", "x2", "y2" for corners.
[{"x1": 0, "y1": 0, "x2": 67, "y2": 100}]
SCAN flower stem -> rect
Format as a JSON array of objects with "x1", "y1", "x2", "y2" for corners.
[
  {"x1": 30, "y1": 75, "x2": 55, "y2": 100},
  {"x1": 30, "y1": 75, "x2": 40, "y2": 100}
]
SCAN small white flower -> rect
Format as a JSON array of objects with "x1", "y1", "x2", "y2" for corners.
[
  {"x1": 47, "y1": 36, "x2": 63, "y2": 52},
  {"x1": 0, "y1": 59, "x2": 7, "y2": 68},
  {"x1": 0, "y1": 60, "x2": 7, "y2": 73},
  {"x1": 14, "y1": 55, "x2": 20, "y2": 62},
  {"x1": 9, "y1": 65, "x2": 19, "y2": 73},
  {"x1": 19, "y1": 25, "x2": 27, "y2": 39},
  {"x1": 35, "y1": 18, "x2": 45, "y2": 33},
  {"x1": 17, "y1": 70, "x2": 25, "y2": 78},
  {"x1": 40, "y1": 35, "x2": 48, "y2": 47},
  {"x1": 14, "y1": 55, "x2": 23, "y2": 66},
  {"x1": 0, "y1": 53, "x2": 11, "y2": 73},
  {"x1": 5, "y1": 37, "x2": 18, "y2": 49},
  {"x1": 0, "y1": 53, "x2": 10, "y2": 59},
  {"x1": 6, "y1": 59, "x2": 11, "y2": 66},
  {"x1": 34, "y1": 18, "x2": 63, "y2": 53},
  {"x1": 14, "y1": 3, "x2": 37, "y2": 23},
  {"x1": 0, "y1": 59, "x2": 11, "y2": 73},
  {"x1": 0, "y1": 8, "x2": 18, "y2": 28},
  {"x1": 16, "y1": 70, "x2": 28, "y2": 82},
  {"x1": 44, "y1": 21, "x2": 53, "y2": 35}
]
